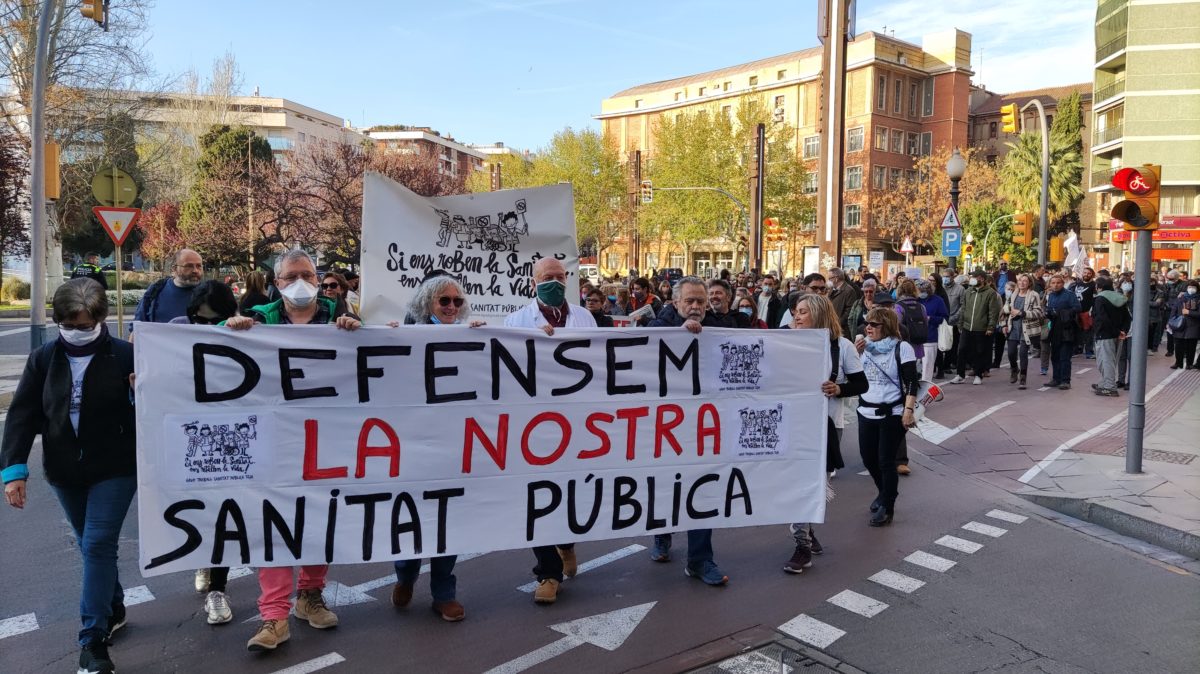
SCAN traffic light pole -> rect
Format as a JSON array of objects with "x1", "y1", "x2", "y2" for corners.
[
  {"x1": 28, "y1": 0, "x2": 54, "y2": 350},
  {"x1": 1021, "y1": 99, "x2": 1050, "y2": 264},
  {"x1": 1124, "y1": 229, "x2": 1152, "y2": 474}
]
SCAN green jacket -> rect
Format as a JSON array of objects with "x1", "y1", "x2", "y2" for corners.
[
  {"x1": 960, "y1": 285, "x2": 1001, "y2": 332},
  {"x1": 225, "y1": 297, "x2": 338, "y2": 325}
]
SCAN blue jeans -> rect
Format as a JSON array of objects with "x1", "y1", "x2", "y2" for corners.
[
  {"x1": 653, "y1": 530, "x2": 714, "y2": 568},
  {"x1": 1053, "y1": 340, "x2": 1075, "y2": 383},
  {"x1": 394, "y1": 556, "x2": 457, "y2": 602},
  {"x1": 51, "y1": 475, "x2": 137, "y2": 646}
]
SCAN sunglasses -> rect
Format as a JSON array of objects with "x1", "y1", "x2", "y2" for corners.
[
  {"x1": 865, "y1": 321, "x2": 884, "y2": 327},
  {"x1": 809, "y1": 285, "x2": 827, "y2": 292},
  {"x1": 190, "y1": 315, "x2": 222, "y2": 325},
  {"x1": 438, "y1": 296, "x2": 465, "y2": 307},
  {"x1": 320, "y1": 283, "x2": 341, "y2": 290}
]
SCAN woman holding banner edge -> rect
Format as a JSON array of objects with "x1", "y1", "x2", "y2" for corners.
[{"x1": 388, "y1": 274, "x2": 485, "y2": 622}]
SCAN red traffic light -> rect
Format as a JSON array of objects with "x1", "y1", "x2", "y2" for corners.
[{"x1": 1111, "y1": 167, "x2": 1156, "y2": 195}]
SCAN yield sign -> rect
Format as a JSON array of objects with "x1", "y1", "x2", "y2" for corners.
[
  {"x1": 940, "y1": 203, "x2": 961, "y2": 229},
  {"x1": 93, "y1": 206, "x2": 141, "y2": 246},
  {"x1": 900, "y1": 237, "x2": 914, "y2": 254}
]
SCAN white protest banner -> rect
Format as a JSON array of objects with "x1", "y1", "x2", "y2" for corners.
[
  {"x1": 133, "y1": 323, "x2": 828, "y2": 576},
  {"x1": 360, "y1": 173, "x2": 579, "y2": 323}
]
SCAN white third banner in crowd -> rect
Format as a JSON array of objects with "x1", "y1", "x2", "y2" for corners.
[{"x1": 133, "y1": 323, "x2": 829, "y2": 576}]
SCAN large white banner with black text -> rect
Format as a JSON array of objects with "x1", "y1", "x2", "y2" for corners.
[
  {"x1": 359, "y1": 174, "x2": 580, "y2": 323},
  {"x1": 133, "y1": 323, "x2": 828, "y2": 576}
]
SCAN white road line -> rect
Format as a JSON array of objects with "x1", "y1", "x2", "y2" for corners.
[
  {"x1": 935, "y1": 535, "x2": 983, "y2": 554},
  {"x1": 962, "y1": 521, "x2": 1008, "y2": 538},
  {"x1": 986, "y1": 509, "x2": 1028, "y2": 524},
  {"x1": 266, "y1": 652, "x2": 347, "y2": 674},
  {"x1": 778, "y1": 614, "x2": 845, "y2": 649},
  {"x1": 483, "y1": 636, "x2": 580, "y2": 674},
  {"x1": 912, "y1": 400, "x2": 1016, "y2": 445},
  {"x1": 1020, "y1": 369, "x2": 1184, "y2": 483},
  {"x1": 0, "y1": 612, "x2": 38, "y2": 639},
  {"x1": 904, "y1": 551, "x2": 956, "y2": 572},
  {"x1": 718, "y1": 651, "x2": 796, "y2": 673},
  {"x1": 827, "y1": 589, "x2": 889, "y2": 618},
  {"x1": 0, "y1": 326, "x2": 30, "y2": 337},
  {"x1": 124, "y1": 585, "x2": 156, "y2": 606},
  {"x1": 857, "y1": 470, "x2": 870, "y2": 476},
  {"x1": 517, "y1": 545, "x2": 646, "y2": 593},
  {"x1": 1037, "y1": 386, "x2": 1052, "y2": 392},
  {"x1": 1076, "y1": 368, "x2": 1092, "y2": 374},
  {"x1": 868, "y1": 569, "x2": 925, "y2": 593},
  {"x1": 229, "y1": 567, "x2": 254, "y2": 580}
]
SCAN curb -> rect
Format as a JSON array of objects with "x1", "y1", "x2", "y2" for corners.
[{"x1": 1017, "y1": 489, "x2": 1200, "y2": 560}]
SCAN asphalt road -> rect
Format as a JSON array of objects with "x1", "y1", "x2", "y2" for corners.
[{"x1": 2, "y1": 401, "x2": 1196, "y2": 673}]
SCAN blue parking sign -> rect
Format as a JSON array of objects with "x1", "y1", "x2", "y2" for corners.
[{"x1": 942, "y1": 228, "x2": 961, "y2": 257}]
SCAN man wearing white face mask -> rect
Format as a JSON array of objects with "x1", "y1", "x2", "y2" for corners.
[{"x1": 223, "y1": 249, "x2": 360, "y2": 652}]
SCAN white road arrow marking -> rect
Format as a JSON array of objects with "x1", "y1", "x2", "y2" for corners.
[
  {"x1": 911, "y1": 400, "x2": 1015, "y2": 445},
  {"x1": 0, "y1": 613, "x2": 38, "y2": 639},
  {"x1": 482, "y1": 601, "x2": 656, "y2": 674},
  {"x1": 266, "y1": 652, "x2": 346, "y2": 674},
  {"x1": 124, "y1": 585, "x2": 156, "y2": 606}
]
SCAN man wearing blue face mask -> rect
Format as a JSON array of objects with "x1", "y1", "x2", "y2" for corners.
[{"x1": 504, "y1": 257, "x2": 595, "y2": 606}]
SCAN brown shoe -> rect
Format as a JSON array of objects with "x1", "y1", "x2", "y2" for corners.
[
  {"x1": 246, "y1": 619, "x2": 290, "y2": 651},
  {"x1": 558, "y1": 547, "x2": 578, "y2": 578},
  {"x1": 391, "y1": 582, "x2": 414, "y2": 608},
  {"x1": 433, "y1": 600, "x2": 466, "y2": 622},
  {"x1": 533, "y1": 579, "x2": 559, "y2": 604},
  {"x1": 897, "y1": 464, "x2": 911, "y2": 475},
  {"x1": 294, "y1": 589, "x2": 338, "y2": 629}
]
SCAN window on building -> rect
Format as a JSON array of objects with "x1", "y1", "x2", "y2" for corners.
[
  {"x1": 876, "y1": 74, "x2": 887, "y2": 110},
  {"x1": 848, "y1": 127, "x2": 864, "y2": 152},
  {"x1": 669, "y1": 253, "x2": 685, "y2": 268},
  {"x1": 989, "y1": 121, "x2": 997, "y2": 139},
  {"x1": 723, "y1": 81, "x2": 731, "y2": 91},
  {"x1": 749, "y1": 75, "x2": 759, "y2": 86},
  {"x1": 920, "y1": 132, "x2": 932, "y2": 156},
  {"x1": 845, "y1": 204, "x2": 862, "y2": 229},
  {"x1": 635, "y1": 99, "x2": 644, "y2": 109},
  {"x1": 907, "y1": 132, "x2": 919, "y2": 155},
  {"x1": 722, "y1": 105, "x2": 732, "y2": 119},
  {"x1": 777, "y1": 69, "x2": 787, "y2": 80},
  {"x1": 893, "y1": 79, "x2": 903, "y2": 114},
  {"x1": 803, "y1": 172, "x2": 818, "y2": 194},
  {"x1": 846, "y1": 166, "x2": 863, "y2": 190},
  {"x1": 922, "y1": 79, "x2": 935, "y2": 116},
  {"x1": 874, "y1": 126, "x2": 888, "y2": 150},
  {"x1": 905, "y1": 169, "x2": 917, "y2": 183},
  {"x1": 674, "y1": 92, "x2": 682, "y2": 101},
  {"x1": 606, "y1": 253, "x2": 621, "y2": 269},
  {"x1": 1045, "y1": 115, "x2": 1053, "y2": 129},
  {"x1": 890, "y1": 168, "x2": 903, "y2": 188},
  {"x1": 698, "y1": 86, "x2": 706, "y2": 96},
  {"x1": 803, "y1": 135, "x2": 820, "y2": 159},
  {"x1": 774, "y1": 95, "x2": 785, "y2": 108},
  {"x1": 909, "y1": 83, "x2": 918, "y2": 116},
  {"x1": 872, "y1": 166, "x2": 886, "y2": 190},
  {"x1": 890, "y1": 129, "x2": 904, "y2": 153},
  {"x1": 802, "y1": 212, "x2": 817, "y2": 231}
]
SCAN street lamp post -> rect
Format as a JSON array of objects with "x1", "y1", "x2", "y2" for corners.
[{"x1": 945, "y1": 148, "x2": 967, "y2": 272}]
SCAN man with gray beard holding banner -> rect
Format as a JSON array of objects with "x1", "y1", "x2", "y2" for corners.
[{"x1": 504, "y1": 257, "x2": 596, "y2": 605}]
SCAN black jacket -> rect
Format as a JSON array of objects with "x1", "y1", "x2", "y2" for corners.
[
  {"x1": 649, "y1": 303, "x2": 747, "y2": 329},
  {"x1": 1, "y1": 337, "x2": 136, "y2": 487},
  {"x1": 1092, "y1": 292, "x2": 1131, "y2": 341},
  {"x1": 591, "y1": 311, "x2": 615, "y2": 327}
]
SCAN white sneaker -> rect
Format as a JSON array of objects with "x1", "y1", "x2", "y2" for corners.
[
  {"x1": 205, "y1": 591, "x2": 233, "y2": 625},
  {"x1": 194, "y1": 568, "x2": 211, "y2": 593},
  {"x1": 828, "y1": 469, "x2": 837, "y2": 479},
  {"x1": 973, "y1": 376, "x2": 982, "y2": 385},
  {"x1": 949, "y1": 375, "x2": 965, "y2": 384}
]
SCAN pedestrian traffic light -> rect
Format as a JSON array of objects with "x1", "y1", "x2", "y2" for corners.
[
  {"x1": 1110, "y1": 165, "x2": 1161, "y2": 231},
  {"x1": 80, "y1": 0, "x2": 107, "y2": 28},
  {"x1": 1011, "y1": 212, "x2": 1034, "y2": 246},
  {"x1": 963, "y1": 243, "x2": 975, "y2": 256},
  {"x1": 999, "y1": 104, "x2": 1018, "y2": 134},
  {"x1": 640, "y1": 180, "x2": 653, "y2": 205}
]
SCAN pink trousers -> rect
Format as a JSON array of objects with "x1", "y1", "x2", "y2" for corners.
[{"x1": 256, "y1": 565, "x2": 328, "y2": 620}]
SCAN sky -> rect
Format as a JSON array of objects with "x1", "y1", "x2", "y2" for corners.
[{"x1": 144, "y1": 0, "x2": 1096, "y2": 152}]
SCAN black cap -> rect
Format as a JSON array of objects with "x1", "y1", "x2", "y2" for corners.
[
  {"x1": 872, "y1": 291, "x2": 895, "y2": 305},
  {"x1": 971, "y1": 269, "x2": 988, "y2": 278}
]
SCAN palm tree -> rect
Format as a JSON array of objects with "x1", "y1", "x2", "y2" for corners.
[{"x1": 997, "y1": 132, "x2": 1083, "y2": 220}]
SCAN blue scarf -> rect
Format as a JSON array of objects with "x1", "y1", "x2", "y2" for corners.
[{"x1": 865, "y1": 336, "x2": 899, "y2": 355}]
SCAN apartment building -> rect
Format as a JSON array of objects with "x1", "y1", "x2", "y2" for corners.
[
  {"x1": 597, "y1": 29, "x2": 973, "y2": 276},
  {"x1": 366, "y1": 127, "x2": 486, "y2": 179}
]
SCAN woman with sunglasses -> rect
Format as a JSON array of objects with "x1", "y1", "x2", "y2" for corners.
[
  {"x1": 855, "y1": 307, "x2": 919, "y2": 527},
  {"x1": 736, "y1": 297, "x2": 768, "y2": 329},
  {"x1": 319, "y1": 272, "x2": 359, "y2": 320},
  {"x1": 781, "y1": 294, "x2": 868, "y2": 574},
  {"x1": 389, "y1": 274, "x2": 481, "y2": 623},
  {"x1": 3, "y1": 279, "x2": 136, "y2": 674}
]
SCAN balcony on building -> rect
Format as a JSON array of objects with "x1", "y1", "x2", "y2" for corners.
[
  {"x1": 1094, "y1": 2, "x2": 1128, "y2": 69},
  {"x1": 1091, "y1": 102, "x2": 1124, "y2": 158},
  {"x1": 1092, "y1": 76, "x2": 1125, "y2": 111}
]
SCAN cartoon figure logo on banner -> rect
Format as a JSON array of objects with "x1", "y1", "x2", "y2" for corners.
[
  {"x1": 182, "y1": 415, "x2": 257, "y2": 476},
  {"x1": 435, "y1": 198, "x2": 529, "y2": 252},
  {"x1": 738, "y1": 403, "x2": 784, "y2": 452},
  {"x1": 718, "y1": 339, "x2": 765, "y2": 389}
]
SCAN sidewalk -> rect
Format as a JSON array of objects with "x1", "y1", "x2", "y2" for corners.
[
  {"x1": 0, "y1": 355, "x2": 25, "y2": 407},
  {"x1": 1016, "y1": 369, "x2": 1200, "y2": 559}
]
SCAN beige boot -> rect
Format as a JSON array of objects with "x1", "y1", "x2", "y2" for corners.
[
  {"x1": 294, "y1": 588, "x2": 339, "y2": 629},
  {"x1": 533, "y1": 579, "x2": 560, "y2": 604},
  {"x1": 246, "y1": 619, "x2": 290, "y2": 651},
  {"x1": 558, "y1": 547, "x2": 578, "y2": 578}
]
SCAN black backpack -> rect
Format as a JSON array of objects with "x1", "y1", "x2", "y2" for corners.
[{"x1": 897, "y1": 299, "x2": 928, "y2": 346}]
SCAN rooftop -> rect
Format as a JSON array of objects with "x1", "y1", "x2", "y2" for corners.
[{"x1": 970, "y1": 83, "x2": 1093, "y2": 116}]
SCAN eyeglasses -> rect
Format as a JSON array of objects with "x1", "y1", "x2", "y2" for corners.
[
  {"x1": 809, "y1": 285, "x2": 828, "y2": 292},
  {"x1": 190, "y1": 315, "x2": 221, "y2": 325},
  {"x1": 59, "y1": 322, "x2": 96, "y2": 330},
  {"x1": 279, "y1": 272, "x2": 317, "y2": 283},
  {"x1": 865, "y1": 321, "x2": 883, "y2": 328},
  {"x1": 320, "y1": 283, "x2": 341, "y2": 290},
  {"x1": 174, "y1": 263, "x2": 203, "y2": 271},
  {"x1": 438, "y1": 296, "x2": 465, "y2": 307},
  {"x1": 585, "y1": 297, "x2": 603, "y2": 303}
]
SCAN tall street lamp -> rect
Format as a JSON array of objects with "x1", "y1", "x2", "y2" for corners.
[{"x1": 945, "y1": 147, "x2": 967, "y2": 271}]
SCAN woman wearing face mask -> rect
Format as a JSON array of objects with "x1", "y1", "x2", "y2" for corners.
[
  {"x1": 781, "y1": 294, "x2": 868, "y2": 573},
  {"x1": 1001, "y1": 274, "x2": 1044, "y2": 390},
  {"x1": 1172, "y1": 281, "x2": 1200, "y2": 369},
  {"x1": 855, "y1": 307, "x2": 919, "y2": 526},
  {"x1": 2, "y1": 279, "x2": 136, "y2": 674},
  {"x1": 736, "y1": 297, "x2": 768, "y2": 329}
]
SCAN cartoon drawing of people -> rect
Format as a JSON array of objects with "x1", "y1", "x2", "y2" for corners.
[{"x1": 434, "y1": 208, "x2": 452, "y2": 247}]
